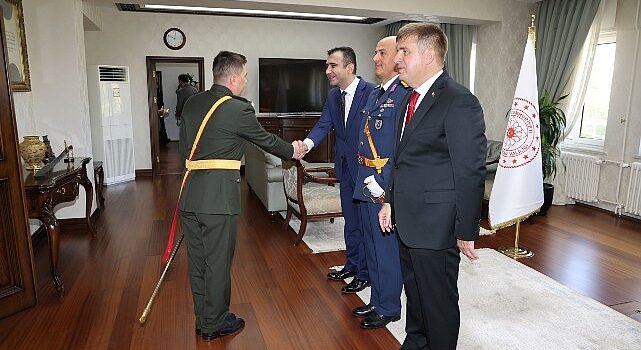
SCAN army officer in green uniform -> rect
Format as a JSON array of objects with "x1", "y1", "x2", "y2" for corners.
[{"x1": 179, "y1": 51, "x2": 302, "y2": 341}]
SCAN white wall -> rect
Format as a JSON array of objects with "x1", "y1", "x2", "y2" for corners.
[
  {"x1": 16, "y1": 0, "x2": 96, "y2": 224},
  {"x1": 156, "y1": 62, "x2": 200, "y2": 141},
  {"x1": 84, "y1": 6, "x2": 383, "y2": 170}
]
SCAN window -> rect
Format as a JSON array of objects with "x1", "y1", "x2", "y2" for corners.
[
  {"x1": 469, "y1": 28, "x2": 477, "y2": 94},
  {"x1": 577, "y1": 33, "x2": 616, "y2": 140}
]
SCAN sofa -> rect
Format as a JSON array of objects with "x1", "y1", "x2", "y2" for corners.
[
  {"x1": 244, "y1": 139, "x2": 501, "y2": 210},
  {"x1": 484, "y1": 140, "x2": 502, "y2": 200},
  {"x1": 244, "y1": 143, "x2": 337, "y2": 213},
  {"x1": 245, "y1": 142, "x2": 288, "y2": 212}
]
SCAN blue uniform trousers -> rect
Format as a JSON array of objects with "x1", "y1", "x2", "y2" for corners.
[
  {"x1": 359, "y1": 201, "x2": 402, "y2": 316},
  {"x1": 340, "y1": 159, "x2": 368, "y2": 280}
]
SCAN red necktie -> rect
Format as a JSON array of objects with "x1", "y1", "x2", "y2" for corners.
[{"x1": 404, "y1": 90, "x2": 420, "y2": 126}]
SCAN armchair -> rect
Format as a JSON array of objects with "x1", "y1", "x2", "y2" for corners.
[{"x1": 282, "y1": 160, "x2": 342, "y2": 245}]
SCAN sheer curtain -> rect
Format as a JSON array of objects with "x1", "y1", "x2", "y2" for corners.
[
  {"x1": 562, "y1": 4, "x2": 604, "y2": 140},
  {"x1": 551, "y1": 3, "x2": 604, "y2": 205}
]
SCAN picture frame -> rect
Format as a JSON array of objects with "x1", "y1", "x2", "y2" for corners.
[{"x1": 1, "y1": 0, "x2": 30, "y2": 92}]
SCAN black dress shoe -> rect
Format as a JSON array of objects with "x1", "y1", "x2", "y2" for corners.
[
  {"x1": 327, "y1": 268, "x2": 356, "y2": 281},
  {"x1": 341, "y1": 278, "x2": 370, "y2": 293},
  {"x1": 360, "y1": 313, "x2": 401, "y2": 329},
  {"x1": 352, "y1": 304, "x2": 376, "y2": 317},
  {"x1": 201, "y1": 313, "x2": 245, "y2": 341}
]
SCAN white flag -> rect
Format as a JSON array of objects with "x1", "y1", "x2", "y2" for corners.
[{"x1": 489, "y1": 37, "x2": 544, "y2": 229}]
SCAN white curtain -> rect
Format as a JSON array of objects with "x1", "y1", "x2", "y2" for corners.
[{"x1": 552, "y1": 3, "x2": 604, "y2": 205}]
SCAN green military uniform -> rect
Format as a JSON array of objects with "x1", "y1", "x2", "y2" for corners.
[{"x1": 179, "y1": 84, "x2": 293, "y2": 334}]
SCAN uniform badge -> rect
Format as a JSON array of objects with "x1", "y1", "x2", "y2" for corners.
[
  {"x1": 375, "y1": 118, "x2": 383, "y2": 130},
  {"x1": 381, "y1": 98, "x2": 394, "y2": 108}
]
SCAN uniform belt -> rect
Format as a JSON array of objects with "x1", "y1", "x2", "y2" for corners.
[
  {"x1": 358, "y1": 154, "x2": 389, "y2": 172},
  {"x1": 185, "y1": 159, "x2": 241, "y2": 171}
]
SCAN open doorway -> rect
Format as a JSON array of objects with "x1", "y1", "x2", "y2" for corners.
[{"x1": 146, "y1": 57, "x2": 204, "y2": 175}]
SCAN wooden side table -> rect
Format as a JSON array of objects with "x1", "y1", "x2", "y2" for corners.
[
  {"x1": 23, "y1": 157, "x2": 95, "y2": 294},
  {"x1": 93, "y1": 161, "x2": 105, "y2": 210}
]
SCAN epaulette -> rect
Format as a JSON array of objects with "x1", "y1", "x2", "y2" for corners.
[
  {"x1": 232, "y1": 95, "x2": 249, "y2": 103},
  {"x1": 400, "y1": 81, "x2": 409, "y2": 88}
]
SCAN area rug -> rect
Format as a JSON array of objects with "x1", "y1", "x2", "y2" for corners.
[
  {"x1": 348, "y1": 249, "x2": 641, "y2": 349},
  {"x1": 281, "y1": 213, "x2": 346, "y2": 253},
  {"x1": 282, "y1": 212, "x2": 494, "y2": 253}
]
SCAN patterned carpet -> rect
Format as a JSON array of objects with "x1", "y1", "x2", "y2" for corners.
[
  {"x1": 348, "y1": 249, "x2": 641, "y2": 349},
  {"x1": 284, "y1": 214, "x2": 494, "y2": 253},
  {"x1": 283, "y1": 215, "x2": 346, "y2": 253}
]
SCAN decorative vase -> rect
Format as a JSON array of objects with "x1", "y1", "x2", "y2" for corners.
[{"x1": 18, "y1": 135, "x2": 46, "y2": 170}]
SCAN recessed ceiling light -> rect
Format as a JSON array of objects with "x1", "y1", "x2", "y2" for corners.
[{"x1": 142, "y1": 4, "x2": 367, "y2": 21}]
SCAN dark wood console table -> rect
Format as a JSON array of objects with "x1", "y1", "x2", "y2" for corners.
[
  {"x1": 23, "y1": 157, "x2": 96, "y2": 294},
  {"x1": 93, "y1": 161, "x2": 105, "y2": 210},
  {"x1": 258, "y1": 116, "x2": 335, "y2": 163}
]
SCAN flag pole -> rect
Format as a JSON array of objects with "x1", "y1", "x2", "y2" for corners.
[
  {"x1": 495, "y1": 14, "x2": 538, "y2": 259},
  {"x1": 498, "y1": 220, "x2": 534, "y2": 258}
]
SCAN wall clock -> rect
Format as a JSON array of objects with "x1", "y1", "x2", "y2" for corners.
[{"x1": 163, "y1": 28, "x2": 186, "y2": 50}]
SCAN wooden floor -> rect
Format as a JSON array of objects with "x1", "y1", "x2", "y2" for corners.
[
  {"x1": 158, "y1": 141, "x2": 183, "y2": 175},
  {"x1": 0, "y1": 175, "x2": 640, "y2": 349}
]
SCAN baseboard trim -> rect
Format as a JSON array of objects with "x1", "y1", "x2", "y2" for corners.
[
  {"x1": 575, "y1": 202, "x2": 641, "y2": 224},
  {"x1": 59, "y1": 210, "x2": 100, "y2": 231},
  {"x1": 136, "y1": 169, "x2": 153, "y2": 177}
]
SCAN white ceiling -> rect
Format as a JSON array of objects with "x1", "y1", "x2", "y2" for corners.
[{"x1": 84, "y1": 0, "x2": 541, "y2": 25}]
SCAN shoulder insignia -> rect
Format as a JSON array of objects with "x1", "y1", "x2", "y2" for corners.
[{"x1": 400, "y1": 81, "x2": 409, "y2": 88}]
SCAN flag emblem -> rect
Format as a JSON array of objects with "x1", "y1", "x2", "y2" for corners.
[{"x1": 500, "y1": 97, "x2": 540, "y2": 169}]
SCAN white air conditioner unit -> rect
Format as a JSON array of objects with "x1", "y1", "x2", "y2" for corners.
[{"x1": 88, "y1": 65, "x2": 135, "y2": 185}]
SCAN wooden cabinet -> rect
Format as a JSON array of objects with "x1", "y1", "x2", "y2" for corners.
[{"x1": 258, "y1": 116, "x2": 335, "y2": 163}]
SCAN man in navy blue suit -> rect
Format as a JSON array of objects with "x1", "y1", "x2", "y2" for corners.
[
  {"x1": 351, "y1": 36, "x2": 409, "y2": 329},
  {"x1": 301, "y1": 47, "x2": 376, "y2": 293}
]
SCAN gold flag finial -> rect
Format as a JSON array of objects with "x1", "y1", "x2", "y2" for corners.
[{"x1": 528, "y1": 14, "x2": 536, "y2": 48}]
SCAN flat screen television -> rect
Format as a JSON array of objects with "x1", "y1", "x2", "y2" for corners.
[{"x1": 259, "y1": 58, "x2": 329, "y2": 114}]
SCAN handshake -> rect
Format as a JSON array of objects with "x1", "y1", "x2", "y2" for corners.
[{"x1": 291, "y1": 140, "x2": 309, "y2": 160}]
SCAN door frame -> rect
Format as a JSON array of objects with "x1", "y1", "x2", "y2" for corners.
[
  {"x1": 0, "y1": 6, "x2": 36, "y2": 318},
  {"x1": 146, "y1": 56, "x2": 205, "y2": 176}
]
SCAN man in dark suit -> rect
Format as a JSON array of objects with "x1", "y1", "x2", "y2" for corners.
[
  {"x1": 301, "y1": 47, "x2": 376, "y2": 293},
  {"x1": 379, "y1": 24, "x2": 486, "y2": 349},
  {"x1": 352, "y1": 36, "x2": 409, "y2": 329},
  {"x1": 175, "y1": 73, "x2": 198, "y2": 126},
  {"x1": 179, "y1": 51, "x2": 303, "y2": 342}
]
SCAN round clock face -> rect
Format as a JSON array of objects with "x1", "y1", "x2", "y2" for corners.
[{"x1": 163, "y1": 28, "x2": 185, "y2": 50}]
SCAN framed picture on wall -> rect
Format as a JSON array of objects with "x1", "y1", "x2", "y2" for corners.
[{"x1": 1, "y1": 0, "x2": 30, "y2": 92}]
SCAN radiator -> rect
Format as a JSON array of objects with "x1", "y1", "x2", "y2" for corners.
[
  {"x1": 561, "y1": 152, "x2": 601, "y2": 202},
  {"x1": 624, "y1": 162, "x2": 641, "y2": 215}
]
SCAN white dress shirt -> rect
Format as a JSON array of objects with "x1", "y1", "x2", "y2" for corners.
[
  {"x1": 303, "y1": 77, "x2": 360, "y2": 151},
  {"x1": 400, "y1": 70, "x2": 443, "y2": 139}
]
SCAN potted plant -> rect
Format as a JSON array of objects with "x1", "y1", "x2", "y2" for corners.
[{"x1": 537, "y1": 90, "x2": 567, "y2": 215}]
